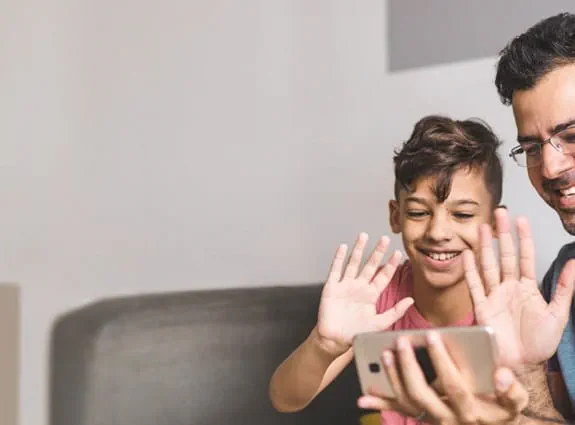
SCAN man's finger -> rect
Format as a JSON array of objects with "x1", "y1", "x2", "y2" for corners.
[
  {"x1": 425, "y1": 331, "x2": 478, "y2": 423},
  {"x1": 479, "y1": 224, "x2": 501, "y2": 294},
  {"x1": 357, "y1": 394, "x2": 396, "y2": 411},
  {"x1": 463, "y1": 249, "x2": 487, "y2": 309},
  {"x1": 495, "y1": 208, "x2": 519, "y2": 281},
  {"x1": 359, "y1": 236, "x2": 390, "y2": 282},
  {"x1": 343, "y1": 233, "x2": 368, "y2": 279},
  {"x1": 381, "y1": 350, "x2": 411, "y2": 406},
  {"x1": 516, "y1": 216, "x2": 536, "y2": 281},
  {"x1": 548, "y1": 258, "x2": 575, "y2": 328},
  {"x1": 493, "y1": 367, "x2": 529, "y2": 417},
  {"x1": 395, "y1": 337, "x2": 455, "y2": 421}
]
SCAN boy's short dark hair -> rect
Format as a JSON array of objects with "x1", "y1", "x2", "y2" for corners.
[
  {"x1": 495, "y1": 12, "x2": 575, "y2": 105},
  {"x1": 393, "y1": 115, "x2": 503, "y2": 206}
]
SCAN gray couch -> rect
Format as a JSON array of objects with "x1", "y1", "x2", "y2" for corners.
[{"x1": 49, "y1": 284, "x2": 363, "y2": 425}]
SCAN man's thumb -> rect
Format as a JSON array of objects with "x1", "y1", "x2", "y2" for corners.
[{"x1": 549, "y1": 258, "x2": 575, "y2": 325}]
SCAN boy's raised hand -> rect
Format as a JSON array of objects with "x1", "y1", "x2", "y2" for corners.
[
  {"x1": 463, "y1": 208, "x2": 575, "y2": 368},
  {"x1": 315, "y1": 233, "x2": 414, "y2": 357}
]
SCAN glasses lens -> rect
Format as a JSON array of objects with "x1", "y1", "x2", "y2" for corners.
[
  {"x1": 557, "y1": 126, "x2": 575, "y2": 154},
  {"x1": 511, "y1": 147, "x2": 529, "y2": 167}
]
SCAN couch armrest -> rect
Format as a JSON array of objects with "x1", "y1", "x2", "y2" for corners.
[{"x1": 0, "y1": 284, "x2": 19, "y2": 425}]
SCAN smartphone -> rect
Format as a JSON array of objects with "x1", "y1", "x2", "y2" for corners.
[{"x1": 353, "y1": 325, "x2": 499, "y2": 398}]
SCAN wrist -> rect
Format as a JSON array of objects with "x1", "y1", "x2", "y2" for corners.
[
  {"x1": 310, "y1": 326, "x2": 349, "y2": 358},
  {"x1": 514, "y1": 362, "x2": 545, "y2": 381}
]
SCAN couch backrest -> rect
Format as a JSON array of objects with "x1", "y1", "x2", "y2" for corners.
[{"x1": 49, "y1": 284, "x2": 362, "y2": 425}]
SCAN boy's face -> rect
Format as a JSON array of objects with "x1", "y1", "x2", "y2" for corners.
[{"x1": 389, "y1": 167, "x2": 493, "y2": 290}]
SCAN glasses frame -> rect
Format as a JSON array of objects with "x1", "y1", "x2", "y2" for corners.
[{"x1": 509, "y1": 123, "x2": 575, "y2": 168}]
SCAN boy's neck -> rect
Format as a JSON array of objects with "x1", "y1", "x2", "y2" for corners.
[{"x1": 411, "y1": 274, "x2": 474, "y2": 327}]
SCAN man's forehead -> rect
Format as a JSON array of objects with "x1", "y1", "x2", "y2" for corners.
[{"x1": 512, "y1": 64, "x2": 575, "y2": 138}]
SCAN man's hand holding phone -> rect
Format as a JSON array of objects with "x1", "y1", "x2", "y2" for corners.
[{"x1": 356, "y1": 330, "x2": 529, "y2": 425}]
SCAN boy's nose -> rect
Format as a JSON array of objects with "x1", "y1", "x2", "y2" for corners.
[{"x1": 426, "y1": 216, "x2": 452, "y2": 242}]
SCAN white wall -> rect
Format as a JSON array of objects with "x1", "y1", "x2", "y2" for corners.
[{"x1": 1, "y1": 1, "x2": 571, "y2": 424}]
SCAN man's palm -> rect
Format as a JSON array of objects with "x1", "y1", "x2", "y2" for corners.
[{"x1": 464, "y1": 209, "x2": 575, "y2": 368}]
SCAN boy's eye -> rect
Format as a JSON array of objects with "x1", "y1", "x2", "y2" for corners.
[
  {"x1": 406, "y1": 211, "x2": 429, "y2": 218},
  {"x1": 453, "y1": 212, "x2": 474, "y2": 219}
]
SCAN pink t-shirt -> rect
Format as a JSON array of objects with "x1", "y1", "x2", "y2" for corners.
[{"x1": 375, "y1": 260, "x2": 475, "y2": 425}]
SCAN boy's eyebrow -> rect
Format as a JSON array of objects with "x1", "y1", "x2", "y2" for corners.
[
  {"x1": 449, "y1": 199, "x2": 480, "y2": 206},
  {"x1": 404, "y1": 196, "x2": 428, "y2": 205},
  {"x1": 405, "y1": 197, "x2": 479, "y2": 207}
]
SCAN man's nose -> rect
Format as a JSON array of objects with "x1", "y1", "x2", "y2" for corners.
[{"x1": 541, "y1": 142, "x2": 574, "y2": 180}]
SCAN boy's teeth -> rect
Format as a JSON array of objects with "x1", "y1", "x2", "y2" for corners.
[
  {"x1": 427, "y1": 252, "x2": 457, "y2": 261},
  {"x1": 560, "y1": 186, "x2": 575, "y2": 196}
]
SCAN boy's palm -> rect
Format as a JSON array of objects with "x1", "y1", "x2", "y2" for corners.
[
  {"x1": 463, "y1": 209, "x2": 575, "y2": 368},
  {"x1": 316, "y1": 234, "x2": 414, "y2": 356}
]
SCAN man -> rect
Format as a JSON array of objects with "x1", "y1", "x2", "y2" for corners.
[{"x1": 358, "y1": 12, "x2": 575, "y2": 425}]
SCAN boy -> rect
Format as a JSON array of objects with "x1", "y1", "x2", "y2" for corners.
[{"x1": 268, "y1": 115, "x2": 504, "y2": 424}]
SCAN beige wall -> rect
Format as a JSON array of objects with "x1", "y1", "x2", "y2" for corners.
[{"x1": 0, "y1": 285, "x2": 19, "y2": 425}]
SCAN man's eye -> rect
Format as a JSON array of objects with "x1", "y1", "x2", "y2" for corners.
[{"x1": 523, "y1": 144, "x2": 540, "y2": 156}]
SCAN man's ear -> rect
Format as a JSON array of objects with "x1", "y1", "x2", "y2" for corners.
[{"x1": 389, "y1": 200, "x2": 401, "y2": 234}]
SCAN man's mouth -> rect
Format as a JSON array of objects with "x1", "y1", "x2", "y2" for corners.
[
  {"x1": 550, "y1": 185, "x2": 575, "y2": 211},
  {"x1": 556, "y1": 186, "x2": 575, "y2": 197},
  {"x1": 417, "y1": 249, "x2": 461, "y2": 261}
]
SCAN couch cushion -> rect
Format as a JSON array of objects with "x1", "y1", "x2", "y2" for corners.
[{"x1": 49, "y1": 284, "x2": 362, "y2": 425}]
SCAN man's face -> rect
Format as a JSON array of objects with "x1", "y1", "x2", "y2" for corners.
[
  {"x1": 389, "y1": 168, "x2": 493, "y2": 290},
  {"x1": 512, "y1": 63, "x2": 575, "y2": 235}
]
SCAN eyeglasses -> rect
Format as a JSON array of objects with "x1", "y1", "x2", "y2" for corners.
[{"x1": 509, "y1": 124, "x2": 575, "y2": 167}]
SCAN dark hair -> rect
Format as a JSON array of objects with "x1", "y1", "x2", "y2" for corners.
[
  {"x1": 495, "y1": 12, "x2": 575, "y2": 105},
  {"x1": 393, "y1": 115, "x2": 503, "y2": 206}
]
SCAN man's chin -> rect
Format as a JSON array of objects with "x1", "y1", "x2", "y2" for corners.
[{"x1": 557, "y1": 209, "x2": 575, "y2": 235}]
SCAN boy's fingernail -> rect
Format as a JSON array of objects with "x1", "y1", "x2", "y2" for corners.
[{"x1": 495, "y1": 368, "x2": 513, "y2": 391}]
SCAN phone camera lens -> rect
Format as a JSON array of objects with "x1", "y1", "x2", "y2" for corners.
[{"x1": 368, "y1": 362, "x2": 380, "y2": 373}]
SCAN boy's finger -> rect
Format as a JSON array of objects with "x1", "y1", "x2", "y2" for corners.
[
  {"x1": 479, "y1": 224, "x2": 500, "y2": 294},
  {"x1": 495, "y1": 208, "x2": 519, "y2": 281},
  {"x1": 372, "y1": 297, "x2": 414, "y2": 331},
  {"x1": 463, "y1": 249, "x2": 487, "y2": 309},
  {"x1": 372, "y1": 250, "x2": 402, "y2": 293},
  {"x1": 327, "y1": 244, "x2": 347, "y2": 283},
  {"x1": 343, "y1": 233, "x2": 368, "y2": 279},
  {"x1": 515, "y1": 217, "x2": 536, "y2": 281},
  {"x1": 360, "y1": 236, "x2": 390, "y2": 282}
]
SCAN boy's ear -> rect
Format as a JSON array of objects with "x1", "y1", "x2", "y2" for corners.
[{"x1": 388, "y1": 200, "x2": 401, "y2": 234}]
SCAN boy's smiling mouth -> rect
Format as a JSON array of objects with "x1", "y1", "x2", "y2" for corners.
[{"x1": 417, "y1": 248, "x2": 461, "y2": 262}]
